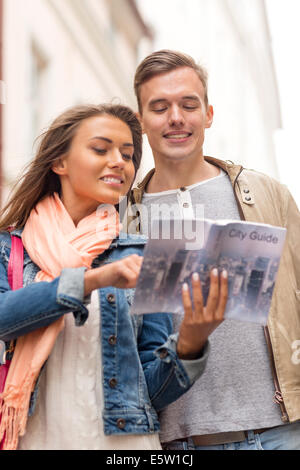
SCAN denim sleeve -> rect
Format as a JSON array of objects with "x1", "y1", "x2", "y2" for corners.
[
  {"x1": 58, "y1": 268, "x2": 91, "y2": 325},
  {"x1": 138, "y1": 313, "x2": 209, "y2": 411},
  {"x1": 156, "y1": 332, "x2": 210, "y2": 384},
  {"x1": 0, "y1": 263, "x2": 89, "y2": 341}
]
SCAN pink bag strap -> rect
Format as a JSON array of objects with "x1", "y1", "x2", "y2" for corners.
[
  {"x1": 0, "y1": 235, "x2": 23, "y2": 451},
  {"x1": 7, "y1": 235, "x2": 24, "y2": 290}
]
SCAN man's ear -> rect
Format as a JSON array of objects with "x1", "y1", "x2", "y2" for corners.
[
  {"x1": 135, "y1": 112, "x2": 145, "y2": 134},
  {"x1": 205, "y1": 105, "x2": 214, "y2": 129},
  {"x1": 52, "y1": 155, "x2": 68, "y2": 176}
]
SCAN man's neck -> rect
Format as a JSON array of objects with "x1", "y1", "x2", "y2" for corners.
[{"x1": 146, "y1": 157, "x2": 220, "y2": 193}]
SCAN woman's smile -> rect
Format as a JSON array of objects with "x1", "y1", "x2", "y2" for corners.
[{"x1": 99, "y1": 173, "x2": 125, "y2": 186}]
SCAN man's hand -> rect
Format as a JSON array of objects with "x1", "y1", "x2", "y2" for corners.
[
  {"x1": 84, "y1": 254, "x2": 143, "y2": 295},
  {"x1": 177, "y1": 269, "x2": 228, "y2": 360}
]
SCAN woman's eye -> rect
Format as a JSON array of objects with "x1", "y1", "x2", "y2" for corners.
[
  {"x1": 93, "y1": 148, "x2": 106, "y2": 155},
  {"x1": 122, "y1": 154, "x2": 133, "y2": 161}
]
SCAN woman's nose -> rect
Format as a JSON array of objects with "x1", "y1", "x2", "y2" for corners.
[{"x1": 107, "y1": 149, "x2": 126, "y2": 168}]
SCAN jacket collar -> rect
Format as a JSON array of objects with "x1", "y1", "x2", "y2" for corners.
[
  {"x1": 10, "y1": 228, "x2": 23, "y2": 238},
  {"x1": 132, "y1": 156, "x2": 244, "y2": 204}
]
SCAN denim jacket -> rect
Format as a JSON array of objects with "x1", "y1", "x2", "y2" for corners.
[{"x1": 0, "y1": 229, "x2": 209, "y2": 436}]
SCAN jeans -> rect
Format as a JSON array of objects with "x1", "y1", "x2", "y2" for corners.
[{"x1": 163, "y1": 422, "x2": 300, "y2": 450}]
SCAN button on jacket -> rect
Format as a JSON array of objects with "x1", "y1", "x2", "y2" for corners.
[
  {"x1": 0, "y1": 230, "x2": 209, "y2": 435},
  {"x1": 128, "y1": 156, "x2": 300, "y2": 424}
]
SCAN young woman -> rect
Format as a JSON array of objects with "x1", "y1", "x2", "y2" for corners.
[{"x1": 0, "y1": 104, "x2": 227, "y2": 450}]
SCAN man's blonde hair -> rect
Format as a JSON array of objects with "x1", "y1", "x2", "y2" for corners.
[{"x1": 134, "y1": 49, "x2": 209, "y2": 113}]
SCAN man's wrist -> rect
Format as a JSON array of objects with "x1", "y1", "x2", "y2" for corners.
[{"x1": 177, "y1": 341, "x2": 206, "y2": 360}]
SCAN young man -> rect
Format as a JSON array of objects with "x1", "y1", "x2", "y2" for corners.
[{"x1": 127, "y1": 50, "x2": 300, "y2": 450}]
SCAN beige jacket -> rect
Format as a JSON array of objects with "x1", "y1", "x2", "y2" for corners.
[{"x1": 128, "y1": 156, "x2": 300, "y2": 423}]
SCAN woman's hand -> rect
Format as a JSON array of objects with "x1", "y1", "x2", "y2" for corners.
[
  {"x1": 84, "y1": 254, "x2": 143, "y2": 295},
  {"x1": 177, "y1": 268, "x2": 228, "y2": 360}
]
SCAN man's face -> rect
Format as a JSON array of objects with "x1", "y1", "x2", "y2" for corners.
[{"x1": 139, "y1": 67, "x2": 213, "y2": 165}]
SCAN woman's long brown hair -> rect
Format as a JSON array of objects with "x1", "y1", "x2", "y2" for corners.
[{"x1": 0, "y1": 104, "x2": 142, "y2": 231}]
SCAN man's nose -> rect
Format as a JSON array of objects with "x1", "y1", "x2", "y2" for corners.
[{"x1": 168, "y1": 105, "x2": 184, "y2": 126}]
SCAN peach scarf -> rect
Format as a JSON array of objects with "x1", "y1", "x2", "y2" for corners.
[{"x1": 0, "y1": 193, "x2": 120, "y2": 450}]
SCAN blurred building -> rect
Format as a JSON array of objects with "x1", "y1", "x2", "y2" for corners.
[
  {"x1": 0, "y1": 0, "x2": 152, "y2": 205},
  {"x1": 136, "y1": 0, "x2": 281, "y2": 181}
]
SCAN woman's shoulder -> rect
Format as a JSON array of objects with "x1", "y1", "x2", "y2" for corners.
[
  {"x1": 0, "y1": 230, "x2": 12, "y2": 246},
  {"x1": 0, "y1": 231, "x2": 12, "y2": 266},
  {"x1": 0, "y1": 229, "x2": 28, "y2": 267},
  {"x1": 0, "y1": 228, "x2": 23, "y2": 248}
]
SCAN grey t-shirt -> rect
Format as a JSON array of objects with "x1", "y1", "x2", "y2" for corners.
[{"x1": 140, "y1": 171, "x2": 283, "y2": 442}]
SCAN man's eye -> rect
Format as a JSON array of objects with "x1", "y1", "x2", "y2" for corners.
[
  {"x1": 152, "y1": 108, "x2": 167, "y2": 113},
  {"x1": 183, "y1": 105, "x2": 197, "y2": 110}
]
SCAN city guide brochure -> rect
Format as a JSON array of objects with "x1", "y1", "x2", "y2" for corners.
[{"x1": 130, "y1": 219, "x2": 287, "y2": 325}]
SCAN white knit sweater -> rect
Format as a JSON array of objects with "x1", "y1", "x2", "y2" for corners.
[{"x1": 18, "y1": 291, "x2": 161, "y2": 450}]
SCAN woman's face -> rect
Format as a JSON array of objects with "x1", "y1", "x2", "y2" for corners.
[{"x1": 55, "y1": 115, "x2": 136, "y2": 213}]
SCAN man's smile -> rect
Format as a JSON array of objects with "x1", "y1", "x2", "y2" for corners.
[{"x1": 163, "y1": 131, "x2": 192, "y2": 143}]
